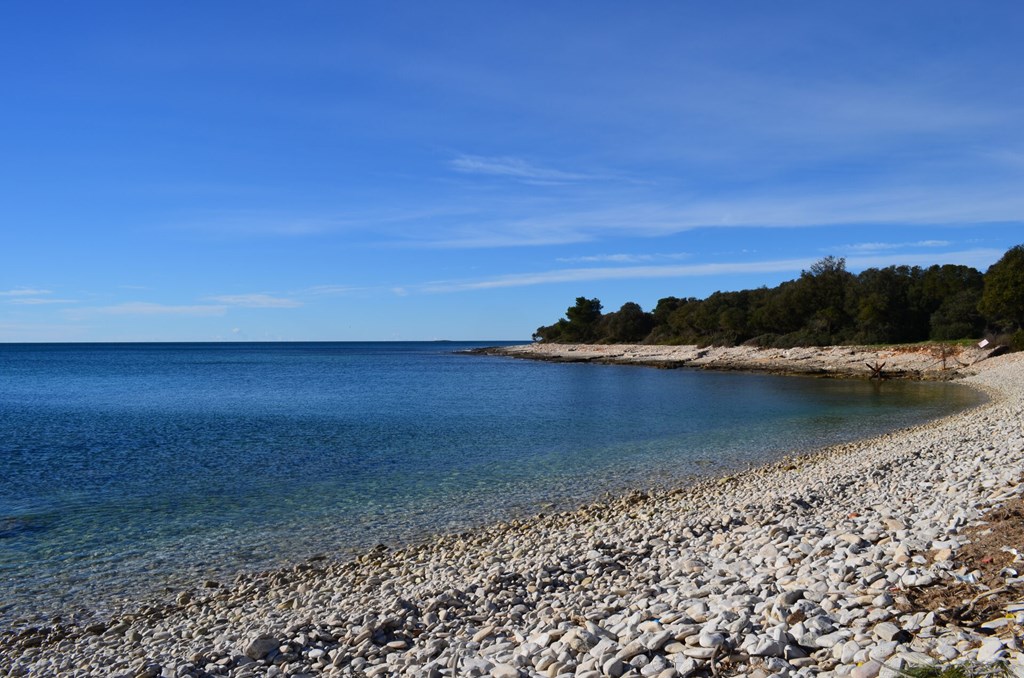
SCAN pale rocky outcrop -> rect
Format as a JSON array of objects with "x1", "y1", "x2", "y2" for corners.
[{"x1": 478, "y1": 343, "x2": 999, "y2": 380}]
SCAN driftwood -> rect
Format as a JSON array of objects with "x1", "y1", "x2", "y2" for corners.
[
  {"x1": 866, "y1": 361, "x2": 887, "y2": 379},
  {"x1": 929, "y1": 344, "x2": 964, "y2": 371}
]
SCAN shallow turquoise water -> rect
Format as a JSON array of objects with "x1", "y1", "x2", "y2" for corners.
[{"x1": 0, "y1": 342, "x2": 982, "y2": 624}]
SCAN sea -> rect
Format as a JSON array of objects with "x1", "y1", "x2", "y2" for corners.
[{"x1": 0, "y1": 341, "x2": 983, "y2": 626}]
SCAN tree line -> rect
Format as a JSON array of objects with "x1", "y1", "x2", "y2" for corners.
[{"x1": 533, "y1": 244, "x2": 1024, "y2": 349}]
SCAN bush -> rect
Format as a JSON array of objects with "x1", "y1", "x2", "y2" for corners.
[
  {"x1": 743, "y1": 334, "x2": 780, "y2": 347},
  {"x1": 1012, "y1": 329, "x2": 1024, "y2": 352}
]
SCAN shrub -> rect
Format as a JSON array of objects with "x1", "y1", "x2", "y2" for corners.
[{"x1": 1012, "y1": 329, "x2": 1024, "y2": 352}]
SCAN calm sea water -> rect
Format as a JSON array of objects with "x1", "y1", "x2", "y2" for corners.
[{"x1": 0, "y1": 342, "x2": 982, "y2": 625}]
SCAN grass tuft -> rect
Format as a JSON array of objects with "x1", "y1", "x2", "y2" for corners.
[{"x1": 899, "y1": 661, "x2": 1012, "y2": 678}]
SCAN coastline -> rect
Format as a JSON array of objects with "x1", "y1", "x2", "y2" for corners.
[
  {"x1": 4, "y1": 352, "x2": 1024, "y2": 677},
  {"x1": 471, "y1": 342, "x2": 1000, "y2": 381}
]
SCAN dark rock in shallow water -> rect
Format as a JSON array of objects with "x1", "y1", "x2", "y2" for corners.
[{"x1": 0, "y1": 515, "x2": 48, "y2": 539}]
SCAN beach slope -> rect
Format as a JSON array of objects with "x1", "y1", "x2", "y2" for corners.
[{"x1": 3, "y1": 353, "x2": 1024, "y2": 677}]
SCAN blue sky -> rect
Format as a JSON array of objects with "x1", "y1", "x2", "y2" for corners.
[{"x1": 2, "y1": 2, "x2": 1023, "y2": 341}]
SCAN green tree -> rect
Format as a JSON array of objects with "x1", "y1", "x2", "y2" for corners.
[
  {"x1": 805, "y1": 256, "x2": 854, "y2": 340},
  {"x1": 566, "y1": 296, "x2": 602, "y2": 324},
  {"x1": 560, "y1": 297, "x2": 603, "y2": 342},
  {"x1": 980, "y1": 245, "x2": 1024, "y2": 332},
  {"x1": 751, "y1": 281, "x2": 804, "y2": 337},
  {"x1": 602, "y1": 302, "x2": 654, "y2": 343},
  {"x1": 914, "y1": 264, "x2": 983, "y2": 311},
  {"x1": 761, "y1": 256, "x2": 855, "y2": 345},
  {"x1": 651, "y1": 296, "x2": 685, "y2": 328},
  {"x1": 658, "y1": 297, "x2": 703, "y2": 344},
  {"x1": 532, "y1": 319, "x2": 567, "y2": 342},
  {"x1": 930, "y1": 289, "x2": 984, "y2": 340},
  {"x1": 703, "y1": 290, "x2": 756, "y2": 345},
  {"x1": 912, "y1": 264, "x2": 984, "y2": 340},
  {"x1": 850, "y1": 266, "x2": 920, "y2": 343},
  {"x1": 535, "y1": 250, "x2": 1005, "y2": 347},
  {"x1": 533, "y1": 297, "x2": 604, "y2": 342}
]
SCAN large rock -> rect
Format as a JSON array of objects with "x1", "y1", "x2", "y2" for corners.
[
  {"x1": 851, "y1": 660, "x2": 882, "y2": 678},
  {"x1": 244, "y1": 634, "x2": 280, "y2": 660},
  {"x1": 873, "y1": 622, "x2": 910, "y2": 643}
]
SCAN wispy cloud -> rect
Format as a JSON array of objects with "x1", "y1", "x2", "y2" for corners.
[
  {"x1": 833, "y1": 240, "x2": 951, "y2": 253},
  {"x1": 305, "y1": 285, "x2": 362, "y2": 296},
  {"x1": 407, "y1": 184, "x2": 1024, "y2": 249},
  {"x1": 9, "y1": 297, "x2": 78, "y2": 305},
  {"x1": 0, "y1": 288, "x2": 53, "y2": 297},
  {"x1": 94, "y1": 302, "x2": 228, "y2": 316},
  {"x1": 556, "y1": 252, "x2": 691, "y2": 264},
  {"x1": 716, "y1": 80, "x2": 1006, "y2": 151},
  {"x1": 419, "y1": 248, "x2": 1005, "y2": 293},
  {"x1": 160, "y1": 179, "x2": 1024, "y2": 251},
  {"x1": 450, "y1": 154, "x2": 598, "y2": 185},
  {"x1": 0, "y1": 289, "x2": 77, "y2": 305},
  {"x1": 167, "y1": 204, "x2": 484, "y2": 240},
  {"x1": 207, "y1": 294, "x2": 302, "y2": 308},
  {"x1": 420, "y1": 258, "x2": 817, "y2": 293}
]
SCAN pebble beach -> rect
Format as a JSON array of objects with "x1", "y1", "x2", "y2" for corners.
[{"x1": 3, "y1": 348, "x2": 1023, "y2": 678}]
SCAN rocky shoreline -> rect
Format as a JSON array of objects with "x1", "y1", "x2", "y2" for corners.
[
  {"x1": 471, "y1": 343, "x2": 1003, "y2": 381},
  {"x1": 3, "y1": 351, "x2": 1024, "y2": 678}
]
